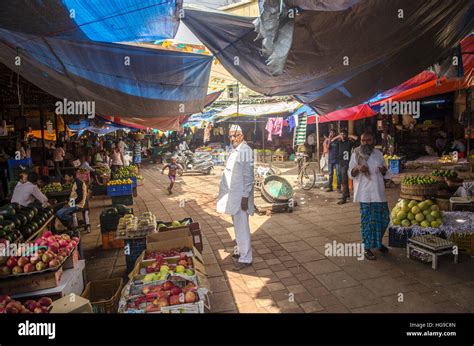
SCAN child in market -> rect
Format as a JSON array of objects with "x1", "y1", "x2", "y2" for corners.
[{"x1": 161, "y1": 156, "x2": 182, "y2": 194}]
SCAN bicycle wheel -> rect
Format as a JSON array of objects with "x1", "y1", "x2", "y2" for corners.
[{"x1": 299, "y1": 165, "x2": 316, "y2": 190}]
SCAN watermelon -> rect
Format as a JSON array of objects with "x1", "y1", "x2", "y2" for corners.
[
  {"x1": 15, "y1": 214, "x2": 27, "y2": 226},
  {"x1": 20, "y1": 226, "x2": 33, "y2": 238},
  {"x1": 7, "y1": 216, "x2": 22, "y2": 228},
  {"x1": 29, "y1": 206, "x2": 38, "y2": 217},
  {"x1": 20, "y1": 210, "x2": 34, "y2": 221},
  {"x1": 30, "y1": 221, "x2": 39, "y2": 231},
  {"x1": 0, "y1": 205, "x2": 15, "y2": 218}
]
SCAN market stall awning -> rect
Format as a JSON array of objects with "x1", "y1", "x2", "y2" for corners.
[
  {"x1": 0, "y1": 0, "x2": 182, "y2": 43},
  {"x1": 306, "y1": 104, "x2": 376, "y2": 124},
  {"x1": 183, "y1": 1, "x2": 473, "y2": 115},
  {"x1": 215, "y1": 101, "x2": 300, "y2": 121},
  {"x1": 0, "y1": 28, "x2": 213, "y2": 118}
]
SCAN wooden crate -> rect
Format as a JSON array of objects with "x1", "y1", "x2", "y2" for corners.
[{"x1": 0, "y1": 268, "x2": 63, "y2": 296}]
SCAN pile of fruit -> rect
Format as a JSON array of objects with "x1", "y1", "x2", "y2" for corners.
[
  {"x1": 0, "y1": 204, "x2": 55, "y2": 243},
  {"x1": 143, "y1": 252, "x2": 194, "y2": 277},
  {"x1": 116, "y1": 214, "x2": 137, "y2": 237},
  {"x1": 127, "y1": 280, "x2": 199, "y2": 313},
  {"x1": 0, "y1": 232, "x2": 78, "y2": 277},
  {"x1": 145, "y1": 248, "x2": 191, "y2": 260},
  {"x1": 137, "y1": 212, "x2": 156, "y2": 232},
  {"x1": 384, "y1": 155, "x2": 400, "y2": 160},
  {"x1": 41, "y1": 183, "x2": 63, "y2": 194},
  {"x1": 107, "y1": 179, "x2": 133, "y2": 186},
  {"x1": 61, "y1": 182, "x2": 72, "y2": 190},
  {"x1": 113, "y1": 167, "x2": 134, "y2": 180},
  {"x1": 401, "y1": 176, "x2": 437, "y2": 185},
  {"x1": 432, "y1": 169, "x2": 458, "y2": 179},
  {"x1": 439, "y1": 154, "x2": 456, "y2": 163},
  {"x1": 391, "y1": 199, "x2": 443, "y2": 228},
  {"x1": 0, "y1": 295, "x2": 52, "y2": 314},
  {"x1": 157, "y1": 219, "x2": 191, "y2": 230},
  {"x1": 95, "y1": 166, "x2": 111, "y2": 176}
]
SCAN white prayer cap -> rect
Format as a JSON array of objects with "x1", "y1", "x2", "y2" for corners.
[{"x1": 229, "y1": 124, "x2": 242, "y2": 133}]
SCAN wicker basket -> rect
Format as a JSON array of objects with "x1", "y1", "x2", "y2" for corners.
[
  {"x1": 82, "y1": 278, "x2": 123, "y2": 313},
  {"x1": 400, "y1": 183, "x2": 438, "y2": 196}
]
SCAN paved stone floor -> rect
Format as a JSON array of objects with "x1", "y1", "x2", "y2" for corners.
[{"x1": 82, "y1": 163, "x2": 474, "y2": 313}]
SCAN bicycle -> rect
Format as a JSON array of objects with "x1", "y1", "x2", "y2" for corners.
[{"x1": 296, "y1": 153, "x2": 316, "y2": 190}]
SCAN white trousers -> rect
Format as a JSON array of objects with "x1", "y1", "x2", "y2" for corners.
[{"x1": 232, "y1": 209, "x2": 253, "y2": 264}]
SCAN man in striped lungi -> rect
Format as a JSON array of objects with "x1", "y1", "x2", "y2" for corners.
[{"x1": 348, "y1": 132, "x2": 390, "y2": 260}]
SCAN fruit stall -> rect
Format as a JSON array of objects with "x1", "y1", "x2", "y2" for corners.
[{"x1": 118, "y1": 226, "x2": 210, "y2": 313}]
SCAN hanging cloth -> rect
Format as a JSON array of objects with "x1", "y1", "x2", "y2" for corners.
[
  {"x1": 293, "y1": 113, "x2": 307, "y2": 146},
  {"x1": 265, "y1": 117, "x2": 283, "y2": 141}
]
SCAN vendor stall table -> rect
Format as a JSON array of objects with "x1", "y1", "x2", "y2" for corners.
[
  {"x1": 407, "y1": 235, "x2": 458, "y2": 270},
  {"x1": 11, "y1": 260, "x2": 86, "y2": 301},
  {"x1": 46, "y1": 190, "x2": 71, "y2": 203}
]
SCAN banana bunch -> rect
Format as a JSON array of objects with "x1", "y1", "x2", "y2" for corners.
[
  {"x1": 107, "y1": 179, "x2": 132, "y2": 186},
  {"x1": 384, "y1": 155, "x2": 400, "y2": 160}
]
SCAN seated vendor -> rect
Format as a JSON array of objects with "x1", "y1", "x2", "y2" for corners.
[
  {"x1": 450, "y1": 139, "x2": 466, "y2": 158},
  {"x1": 11, "y1": 172, "x2": 50, "y2": 208},
  {"x1": 55, "y1": 169, "x2": 88, "y2": 227}
]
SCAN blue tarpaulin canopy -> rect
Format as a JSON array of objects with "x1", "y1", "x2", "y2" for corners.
[
  {"x1": 183, "y1": 0, "x2": 473, "y2": 115},
  {"x1": 0, "y1": 0, "x2": 182, "y2": 43},
  {"x1": 0, "y1": 0, "x2": 215, "y2": 119}
]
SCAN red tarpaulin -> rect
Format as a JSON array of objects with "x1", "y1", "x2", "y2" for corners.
[
  {"x1": 307, "y1": 35, "x2": 473, "y2": 123},
  {"x1": 307, "y1": 104, "x2": 376, "y2": 124}
]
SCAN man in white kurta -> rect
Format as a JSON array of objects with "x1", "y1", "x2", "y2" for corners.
[
  {"x1": 348, "y1": 132, "x2": 390, "y2": 260},
  {"x1": 217, "y1": 125, "x2": 254, "y2": 270}
]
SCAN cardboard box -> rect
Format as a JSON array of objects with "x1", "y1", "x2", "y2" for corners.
[
  {"x1": 129, "y1": 247, "x2": 206, "y2": 281},
  {"x1": 158, "y1": 222, "x2": 203, "y2": 252},
  {"x1": 146, "y1": 231, "x2": 194, "y2": 252},
  {"x1": 50, "y1": 294, "x2": 92, "y2": 313},
  {"x1": 0, "y1": 267, "x2": 63, "y2": 296}
]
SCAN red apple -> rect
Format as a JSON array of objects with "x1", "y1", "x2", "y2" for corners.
[
  {"x1": 162, "y1": 281, "x2": 174, "y2": 291},
  {"x1": 69, "y1": 240, "x2": 77, "y2": 248},
  {"x1": 0, "y1": 265, "x2": 11, "y2": 276},
  {"x1": 12, "y1": 266, "x2": 23, "y2": 274},
  {"x1": 17, "y1": 256, "x2": 30, "y2": 267},
  {"x1": 46, "y1": 236, "x2": 55, "y2": 244},
  {"x1": 6, "y1": 257, "x2": 17, "y2": 269},
  {"x1": 58, "y1": 239, "x2": 68, "y2": 248},
  {"x1": 23, "y1": 263, "x2": 35, "y2": 273},
  {"x1": 169, "y1": 295, "x2": 181, "y2": 306},
  {"x1": 30, "y1": 254, "x2": 41, "y2": 265},
  {"x1": 0, "y1": 295, "x2": 11, "y2": 305},
  {"x1": 158, "y1": 297, "x2": 169, "y2": 307},
  {"x1": 38, "y1": 297, "x2": 53, "y2": 307},
  {"x1": 170, "y1": 286, "x2": 182, "y2": 296},
  {"x1": 33, "y1": 306, "x2": 43, "y2": 314},
  {"x1": 42, "y1": 231, "x2": 53, "y2": 238},
  {"x1": 72, "y1": 237, "x2": 80, "y2": 242},
  {"x1": 49, "y1": 242, "x2": 60, "y2": 253},
  {"x1": 185, "y1": 291, "x2": 197, "y2": 303},
  {"x1": 39, "y1": 240, "x2": 48, "y2": 247}
]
